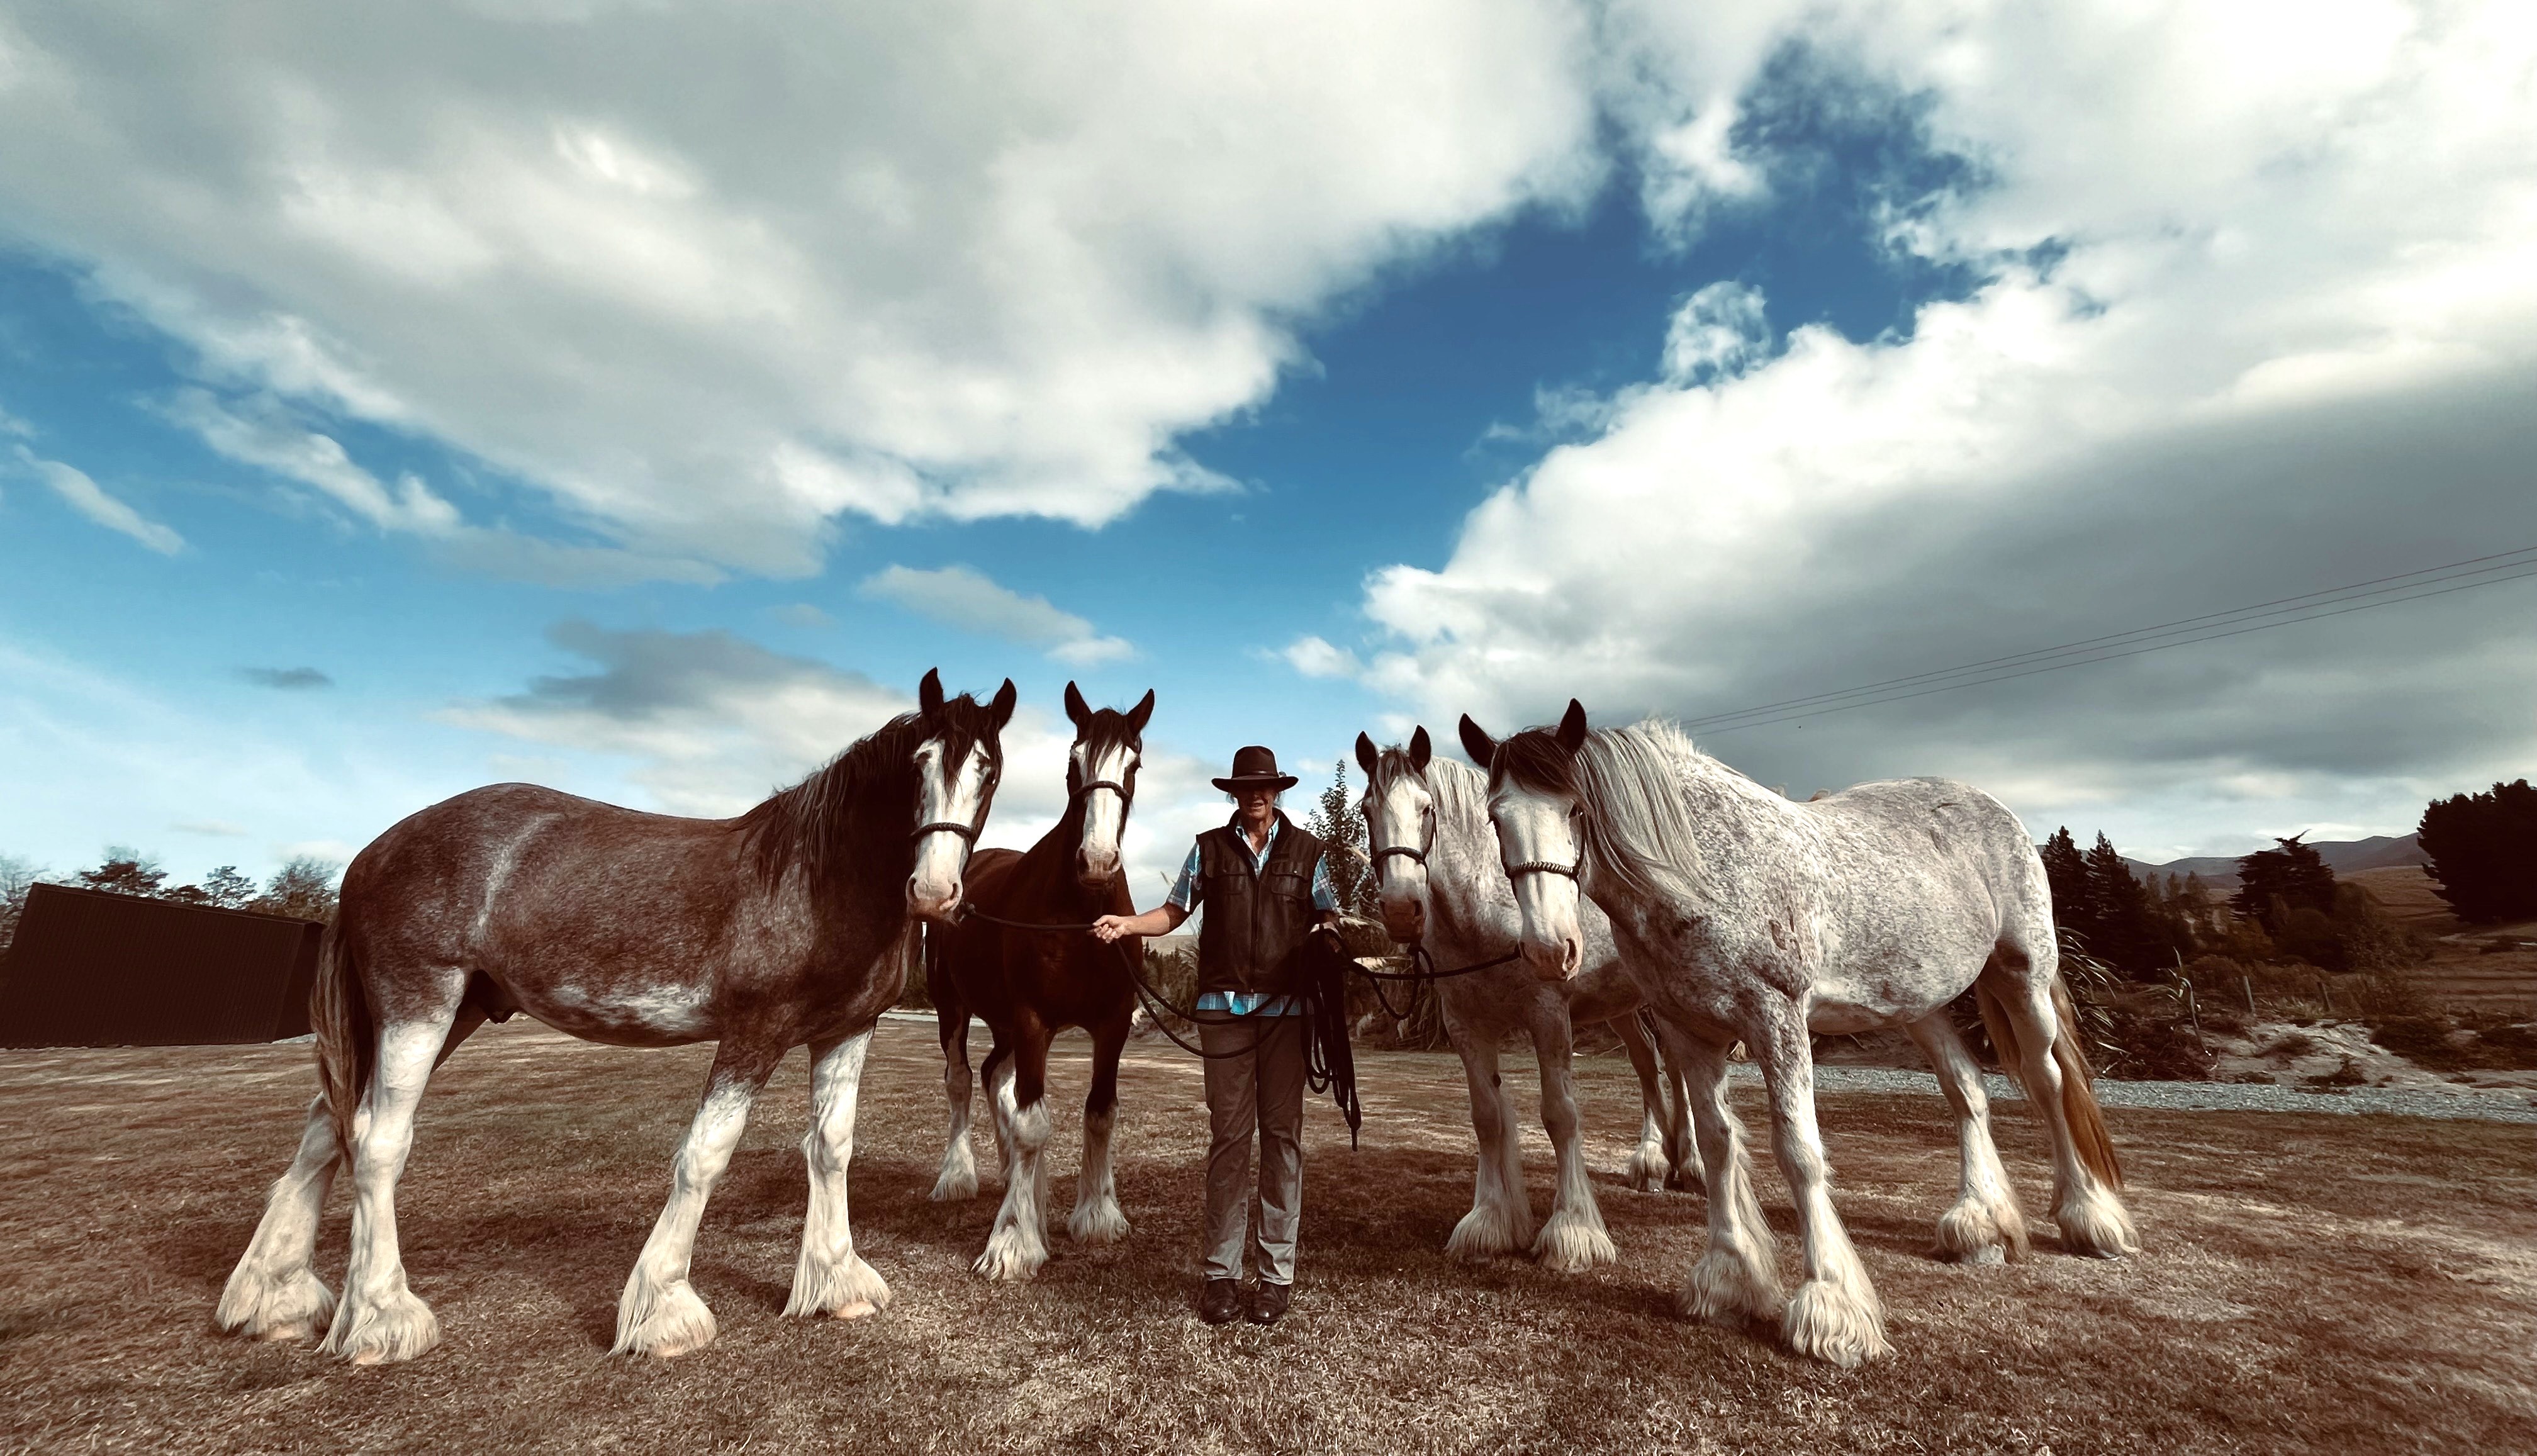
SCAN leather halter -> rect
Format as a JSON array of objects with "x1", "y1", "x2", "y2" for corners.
[
  {"x1": 910, "y1": 818, "x2": 982, "y2": 844},
  {"x1": 1503, "y1": 856, "x2": 1580, "y2": 880},
  {"x1": 1370, "y1": 843, "x2": 1427, "y2": 868},
  {"x1": 1072, "y1": 777, "x2": 1133, "y2": 804}
]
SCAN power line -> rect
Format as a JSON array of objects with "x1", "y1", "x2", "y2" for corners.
[{"x1": 1687, "y1": 544, "x2": 2537, "y2": 736}]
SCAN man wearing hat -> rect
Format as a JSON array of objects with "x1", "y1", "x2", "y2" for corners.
[{"x1": 1091, "y1": 744, "x2": 1338, "y2": 1326}]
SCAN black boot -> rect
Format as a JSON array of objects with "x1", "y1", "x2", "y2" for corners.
[
  {"x1": 1198, "y1": 1279, "x2": 1243, "y2": 1324},
  {"x1": 1248, "y1": 1281, "x2": 1290, "y2": 1325}
]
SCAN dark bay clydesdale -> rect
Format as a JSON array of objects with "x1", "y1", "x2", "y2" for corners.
[
  {"x1": 216, "y1": 671, "x2": 1016, "y2": 1364},
  {"x1": 925, "y1": 683, "x2": 1153, "y2": 1280}
]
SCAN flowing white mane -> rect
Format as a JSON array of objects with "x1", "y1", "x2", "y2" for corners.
[
  {"x1": 1420, "y1": 754, "x2": 1494, "y2": 849},
  {"x1": 1571, "y1": 720, "x2": 1713, "y2": 906}
]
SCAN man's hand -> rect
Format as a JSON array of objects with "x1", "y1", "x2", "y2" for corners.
[{"x1": 1090, "y1": 914, "x2": 1134, "y2": 944}]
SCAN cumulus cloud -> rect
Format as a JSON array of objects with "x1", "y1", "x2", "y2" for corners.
[
  {"x1": 11, "y1": 444, "x2": 184, "y2": 554},
  {"x1": 0, "y1": 1, "x2": 1600, "y2": 574},
  {"x1": 238, "y1": 666, "x2": 333, "y2": 690},
  {"x1": 860, "y1": 564, "x2": 1134, "y2": 665},
  {"x1": 1279, "y1": 636, "x2": 1362, "y2": 680},
  {"x1": 1358, "y1": 1, "x2": 2537, "y2": 856}
]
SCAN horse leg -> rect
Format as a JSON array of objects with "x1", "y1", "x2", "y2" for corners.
[
  {"x1": 1988, "y1": 943, "x2": 2139, "y2": 1257},
  {"x1": 975, "y1": 1020, "x2": 1054, "y2": 1280},
  {"x1": 612, "y1": 1039, "x2": 782, "y2": 1357},
  {"x1": 1613, "y1": 1012, "x2": 1673, "y2": 1194},
  {"x1": 1530, "y1": 1012, "x2": 1618, "y2": 1271},
  {"x1": 787, "y1": 1026, "x2": 893, "y2": 1321},
  {"x1": 1749, "y1": 1006, "x2": 1890, "y2": 1368},
  {"x1": 1657, "y1": 1020, "x2": 1699, "y2": 1190},
  {"x1": 930, "y1": 1010, "x2": 980, "y2": 1202},
  {"x1": 323, "y1": 997, "x2": 465, "y2": 1364},
  {"x1": 1661, "y1": 1022, "x2": 1781, "y2": 1328},
  {"x1": 1904, "y1": 1011, "x2": 2027, "y2": 1264},
  {"x1": 1067, "y1": 1014, "x2": 1131, "y2": 1245},
  {"x1": 221, "y1": 1005, "x2": 488, "y2": 1343},
  {"x1": 1442, "y1": 1023, "x2": 1530, "y2": 1259}
]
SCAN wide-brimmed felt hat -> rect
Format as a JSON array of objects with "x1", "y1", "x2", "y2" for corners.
[{"x1": 1212, "y1": 744, "x2": 1298, "y2": 793}]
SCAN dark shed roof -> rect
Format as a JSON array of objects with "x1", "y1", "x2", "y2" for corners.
[{"x1": 0, "y1": 883, "x2": 323, "y2": 1047}]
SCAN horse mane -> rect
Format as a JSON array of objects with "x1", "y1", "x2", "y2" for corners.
[
  {"x1": 1491, "y1": 718, "x2": 1713, "y2": 907},
  {"x1": 739, "y1": 698, "x2": 1002, "y2": 887}
]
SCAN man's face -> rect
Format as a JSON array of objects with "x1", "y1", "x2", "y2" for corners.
[{"x1": 1237, "y1": 785, "x2": 1277, "y2": 827}]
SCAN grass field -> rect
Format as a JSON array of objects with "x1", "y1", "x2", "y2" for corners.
[{"x1": 5, "y1": 1019, "x2": 2534, "y2": 1455}]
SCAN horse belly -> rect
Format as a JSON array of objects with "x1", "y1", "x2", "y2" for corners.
[{"x1": 496, "y1": 972, "x2": 719, "y2": 1048}]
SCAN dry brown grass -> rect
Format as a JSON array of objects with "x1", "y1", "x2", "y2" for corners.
[{"x1": 4, "y1": 1020, "x2": 2534, "y2": 1456}]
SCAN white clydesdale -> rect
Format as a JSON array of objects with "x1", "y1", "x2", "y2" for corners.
[
  {"x1": 1459, "y1": 703, "x2": 2137, "y2": 1369},
  {"x1": 1356, "y1": 729, "x2": 1697, "y2": 1272}
]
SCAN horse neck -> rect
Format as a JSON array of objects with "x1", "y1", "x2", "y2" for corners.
[
  {"x1": 1421, "y1": 773, "x2": 1518, "y2": 954},
  {"x1": 1009, "y1": 793, "x2": 1102, "y2": 910}
]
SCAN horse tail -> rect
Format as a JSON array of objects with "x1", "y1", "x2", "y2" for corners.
[
  {"x1": 311, "y1": 922, "x2": 372, "y2": 1163},
  {"x1": 2049, "y1": 978, "x2": 2124, "y2": 1191},
  {"x1": 1977, "y1": 975, "x2": 2124, "y2": 1194}
]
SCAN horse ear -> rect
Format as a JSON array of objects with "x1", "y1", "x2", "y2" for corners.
[
  {"x1": 1557, "y1": 699, "x2": 1588, "y2": 753},
  {"x1": 1409, "y1": 725, "x2": 1432, "y2": 771},
  {"x1": 1457, "y1": 714, "x2": 1498, "y2": 769},
  {"x1": 1354, "y1": 732, "x2": 1379, "y2": 778},
  {"x1": 1126, "y1": 688, "x2": 1155, "y2": 734},
  {"x1": 919, "y1": 668, "x2": 945, "y2": 717},
  {"x1": 990, "y1": 678, "x2": 1018, "y2": 727},
  {"x1": 1063, "y1": 680, "x2": 1090, "y2": 729}
]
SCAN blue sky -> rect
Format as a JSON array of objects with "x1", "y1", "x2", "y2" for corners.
[{"x1": 4, "y1": 1, "x2": 2534, "y2": 898}]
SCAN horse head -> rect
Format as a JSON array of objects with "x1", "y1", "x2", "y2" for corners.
[
  {"x1": 1356, "y1": 727, "x2": 1440, "y2": 944},
  {"x1": 1063, "y1": 681, "x2": 1153, "y2": 888},
  {"x1": 1459, "y1": 700, "x2": 1591, "y2": 982},
  {"x1": 909, "y1": 668, "x2": 1018, "y2": 922}
]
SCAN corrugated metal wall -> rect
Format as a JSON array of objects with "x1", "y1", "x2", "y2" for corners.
[{"x1": 0, "y1": 883, "x2": 323, "y2": 1047}]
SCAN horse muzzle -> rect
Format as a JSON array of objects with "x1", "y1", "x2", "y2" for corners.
[
  {"x1": 1520, "y1": 932, "x2": 1582, "y2": 982},
  {"x1": 907, "y1": 878, "x2": 963, "y2": 924}
]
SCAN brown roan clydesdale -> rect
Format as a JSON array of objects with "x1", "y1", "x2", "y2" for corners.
[
  {"x1": 925, "y1": 682, "x2": 1153, "y2": 1282},
  {"x1": 215, "y1": 669, "x2": 1016, "y2": 1364}
]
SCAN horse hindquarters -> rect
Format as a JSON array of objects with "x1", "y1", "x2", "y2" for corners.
[{"x1": 1976, "y1": 947, "x2": 2138, "y2": 1258}]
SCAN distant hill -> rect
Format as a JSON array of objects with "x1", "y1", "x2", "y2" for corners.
[{"x1": 2118, "y1": 834, "x2": 2428, "y2": 891}]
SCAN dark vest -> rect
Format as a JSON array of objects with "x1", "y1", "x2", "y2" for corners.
[{"x1": 1194, "y1": 813, "x2": 1325, "y2": 997}]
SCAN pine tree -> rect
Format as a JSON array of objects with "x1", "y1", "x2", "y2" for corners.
[
  {"x1": 76, "y1": 848, "x2": 166, "y2": 899},
  {"x1": 1304, "y1": 764, "x2": 1371, "y2": 916},
  {"x1": 2229, "y1": 836, "x2": 2337, "y2": 927},
  {"x1": 251, "y1": 857, "x2": 342, "y2": 923},
  {"x1": 2418, "y1": 779, "x2": 2537, "y2": 924},
  {"x1": 2039, "y1": 827, "x2": 2096, "y2": 953},
  {"x1": 2083, "y1": 832, "x2": 2159, "y2": 976}
]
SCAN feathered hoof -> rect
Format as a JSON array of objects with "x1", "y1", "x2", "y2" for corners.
[
  {"x1": 1782, "y1": 1277, "x2": 1891, "y2": 1369},
  {"x1": 1677, "y1": 1245, "x2": 1782, "y2": 1326},
  {"x1": 1443, "y1": 1202, "x2": 1527, "y2": 1261},
  {"x1": 929, "y1": 1165, "x2": 980, "y2": 1202},
  {"x1": 613, "y1": 1277, "x2": 717, "y2": 1358},
  {"x1": 785, "y1": 1252, "x2": 892, "y2": 1321},
  {"x1": 216, "y1": 1264, "x2": 336, "y2": 1342},
  {"x1": 1066, "y1": 1196, "x2": 1130, "y2": 1246},
  {"x1": 2056, "y1": 1188, "x2": 2141, "y2": 1259},
  {"x1": 1532, "y1": 1209, "x2": 1618, "y2": 1272},
  {"x1": 1935, "y1": 1196, "x2": 2024, "y2": 1265},
  {"x1": 326, "y1": 1286, "x2": 442, "y2": 1365},
  {"x1": 1624, "y1": 1147, "x2": 1670, "y2": 1194},
  {"x1": 972, "y1": 1226, "x2": 1050, "y2": 1282}
]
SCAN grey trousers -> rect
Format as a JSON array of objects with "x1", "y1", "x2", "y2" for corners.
[{"x1": 1198, "y1": 1014, "x2": 1307, "y2": 1285}]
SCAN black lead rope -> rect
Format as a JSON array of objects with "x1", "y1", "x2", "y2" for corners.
[{"x1": 950, "y1": 903, "x2": 1362, "y2": 1142}]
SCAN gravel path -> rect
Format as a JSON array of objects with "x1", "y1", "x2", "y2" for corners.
[{"x1": 1771, "y1": 1063, "x2": 2537, "y2": 1124}]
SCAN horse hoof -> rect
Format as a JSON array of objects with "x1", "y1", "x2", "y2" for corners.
[
  {"x1": 613, "y1": 1279, "x2": 716, "y2": 1358},
  {"x1": 1532, "y1": 1213, "x2": 1618, "y2": 1272},
  {"x1": 326, "y1": 1288, "x2": 442, "y2": 1365},
  {"x1": 1782, "y1": 1277, "x2": 1891, "y2": 1369}
]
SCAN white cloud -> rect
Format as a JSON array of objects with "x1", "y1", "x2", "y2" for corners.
[
  {"x1": 12, "y1": 444, "x2": 184, "y2": 554},
  {"x1": 163, "y1": 389, "x2": 458, "y2": 535},
  {"x1": 172, "y1": 820, "x2": 248, "y2": 837},
  {"x1": 0, "y1": 1, "x2": 1601, "y2": 574},
  {"x1": 1360, "y1": 0, "x2": 2537, "y2": 850},
  {"x1": 1279, "y1": 635, "x2": 1362, "y2": 680},
  {"x1": 860, "y1": 564, "x2": 1134, "y2": 665}
]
